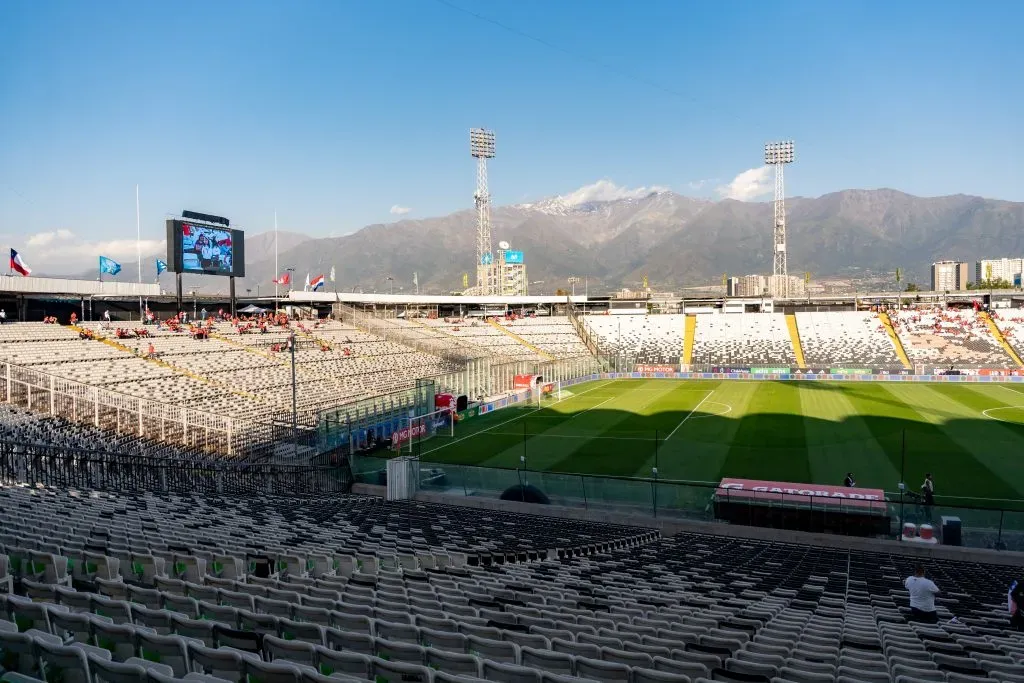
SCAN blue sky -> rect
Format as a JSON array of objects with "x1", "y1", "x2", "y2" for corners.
[{"x1": 1, "y1": 0, "x2": 1022, "y2": 271}]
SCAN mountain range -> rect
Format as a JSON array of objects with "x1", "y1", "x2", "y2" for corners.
[{"x1": 103, "y1": 188, "x2": 1024, "y2": 295}]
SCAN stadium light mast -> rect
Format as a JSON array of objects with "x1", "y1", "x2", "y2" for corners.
[
  {"x1": 470, "y1": 129, "x2": 496, "y2": 295},
  {"x1": 764, "y1": 141, "x2": 794, "y2": 297}
]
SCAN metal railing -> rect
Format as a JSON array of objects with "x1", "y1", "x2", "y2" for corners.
[
  {"x1": 566, "y1": 301, "x2": 603, "y2": 361},
  {"x1": 336, "y1": 304, "x2": 484, "y2": 365},
  {"x1": 352, "y1": 458, "x2": 1024, "y2": 552},
  {"x1": 0, "y1": 440, "x2": 352, "y2": 496}
]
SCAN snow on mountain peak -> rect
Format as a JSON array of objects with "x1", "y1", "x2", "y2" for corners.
[{"x1": 519, "y1": 180, "x2": 670, "y2": 215}]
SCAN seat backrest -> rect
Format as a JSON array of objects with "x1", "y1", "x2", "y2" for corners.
[
  {"x1": 264, "y1": 634, "x2": 316, "y2": 666},
  {"x1": 136, "y1": 631, "x2": 192, "y2": 677},
  {"x1": 314, "y1": 646, "x2": 371, "y2": 679},
  {"x1": 480, "y1": 660, "x2": 541, "y2": 683},
  {"x1": 575, "y1": 656, "x2": 631, "y2": 683},
  {"x1": 424, "y1": 648, "x2": 482, "y2": 677},
  {"x1": 370, "y1": 657, "x2": 432, "y2": 683},
  {"x1": 243, "y1": 658, "x2": 304, "y2": 683},
  {"x1": 36, "y1": 640, "x2": 93, "y2": 683},
  {"x1": 86, "y1": 653, "x2": 149, "y2": 683}
]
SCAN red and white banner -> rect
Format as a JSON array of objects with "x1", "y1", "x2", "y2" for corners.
[
  {"x1": 636, "y1": 364, "x2": 677, "y2": 373},
  {"x1": 434, "y1": 393, "x2": 456, "y2": 413},
  {"x1": 513, "y1": 374, "x2": 537, "y2": 389},
  {"x1": 391, "y1": 423, "x2": 427, "y2": 449},
  {"x1": 716, "y1": 478, "x2": 886, "y2": 511}
]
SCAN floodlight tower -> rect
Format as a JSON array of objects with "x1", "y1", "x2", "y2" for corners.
[
  {"x1": 764, "y1": 141, "x2": 794, "y2": 297},
  {"x1": 470, "y1": 128, "x2": 496, "y2": 295}
]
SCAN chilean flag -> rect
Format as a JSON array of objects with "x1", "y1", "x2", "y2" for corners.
[
  {"x1": 310, "y1": 274, "x2": 325, "y2": 291},
  {"x1": 10, "y1": 249, "x2": 31, "y2": 277}
]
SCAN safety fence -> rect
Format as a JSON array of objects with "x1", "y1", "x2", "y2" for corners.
[
  {"x1": 593, "y1": 369, "x2": 1024, "y2": 383},
  {"x1": 0, "y1": 440, "x2": 351, "y2": 496},
  {"x1": 351, "y1": 457, "x2": 1024, "y2": 552}
]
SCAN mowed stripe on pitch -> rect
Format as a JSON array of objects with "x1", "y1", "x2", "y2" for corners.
[
  {"x1": 873, "y1": 383, "x2": 1022, "y2": 499},
  {"x1": 418, "y1": 379, "x2": 621, "y2": 466},
  {"x1": 720, "y1": 381, "x2": 811, "y2": 483},
  {"x1": 798, "y1": 382, "x2": 898, "y2": 490},
  {"x1": 544, "y1": 381, "x2": 690, "y2": 477},
  {"x1": 477, "y1": 380, "x2": 656, "y2": 471}
]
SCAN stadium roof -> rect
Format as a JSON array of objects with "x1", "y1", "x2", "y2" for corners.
[
  {"x1": 0, "y1": 275, "x2": 160, "y2": 298},
  {"x1": 287, "y1": 291, "x2": 589, "y2": 305}
]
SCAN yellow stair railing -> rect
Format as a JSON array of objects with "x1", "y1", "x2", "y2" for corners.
[
  {"x1": 683, "y1": 315, "x2": 697, "y2": 365},
  {"x1": 979, "y1": 311, "x2": 1024, "y2": 367},
  {"x1": 68, "y1": 325, "x2": 262, "y2": 401},
  {"x1": 785, "y1": 314, "x2": 806, "y2": 368},
  {"x1": 486, "y1": 319, "x2": 554, "y2": 360},
  {"x1": 878, "y1": 312, "x2": 912, "y2": 369}
]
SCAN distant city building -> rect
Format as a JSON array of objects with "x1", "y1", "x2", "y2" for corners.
[
  {"x1": 975, "y1": 258, "x2": 1024, "y2": 286},
  {"x1": 931, "y1": 260, "x2": 970, "y2": 291},
  {"x1": 495, "y1": 246, "x2": 528, "y2": 296},
  {"x1": 728, "y1": 274, "x2": 804, "y2": 298},
  {"x1": 767, "y1": 274, "x2": 806, "y2": 298},
  {"x1": 732, "y1": 275, "x2": 766, "y2": 297}
]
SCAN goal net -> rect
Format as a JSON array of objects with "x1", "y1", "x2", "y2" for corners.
[
  {"x1": 535, "y1": 380, "x2": 563, "y2": 407},
  {"x1": 393, "y1": 408, "x2": 455, "y2": 454}
]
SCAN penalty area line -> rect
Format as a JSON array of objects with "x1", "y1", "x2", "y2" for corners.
[{"x1": 416, "y1": 379, "x2": 618, "y2": 457}]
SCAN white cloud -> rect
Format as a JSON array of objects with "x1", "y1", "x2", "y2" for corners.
[
  {"x1": 716, "y1": 166, "x2": 773, "y2": 201},
  {"x1": 557, "y1": 180, "x2": 669, "y2": 207},
  {"x1": 27, "y1": 229, "x2": 74, "y2": 247},
  {"x1": 687, "y1": 179, "x2": 718, "y2": 192},
  {"x1": 10, "y1": 230, "x2": 164, "y2": 274},
  {"x1": 389, "y1": 205, "x2": 411, "y2": 216}
]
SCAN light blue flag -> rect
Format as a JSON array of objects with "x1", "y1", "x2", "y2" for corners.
[
  {"x1": 99, "y1": 256, "x2": 121, "y2": 276},
  {"x1": 156, "y1": 259, "x2": 167, "y2": 276}
]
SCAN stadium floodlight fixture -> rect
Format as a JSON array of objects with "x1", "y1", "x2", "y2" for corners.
[
  {"x1": 470, "y1": 128, "x2": 496, "y2": 158},
  {"x1": 764, "y1": 141, "x2": 795, "y2": 165}
]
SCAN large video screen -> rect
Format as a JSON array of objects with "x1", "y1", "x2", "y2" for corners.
[
  {"x1": 165, "y1": 219, "x2": 246, "y2": 277},
  {"x1": 181, "y1": 224, "x2": 233, "y2": 274}
]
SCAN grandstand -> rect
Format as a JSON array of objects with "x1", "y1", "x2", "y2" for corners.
[
  {"x1": 3, "y1": 303, "x2": 1024, "y2": 683},
  {"x1": 889, "y1": 309, "x2": 1013, "y2": 369},
  {"x1": 691, "y1": 314, "x2": 796, "y2": 367},
  {"x1": 991, "y1": 311, "x2": 1024, "y2": 363},
  {"x1": 419, "y1": 318, "x2": 545, "y2": 361},
  {"x1": 796, "y1": 312, "x2": 904, "y2": 368},
  {"x1": 0, "y1": 485, "x2": 1022, "y2": 683},
  {"x1": 585, "y1": 314, "x2": 685, "y2": 366},
  {"x1": 499, "y1": 317, "x2": 590, "y2": 359}
]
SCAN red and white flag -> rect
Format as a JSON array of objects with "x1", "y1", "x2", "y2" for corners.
[
  {"x1": 273, "y1": 272, "x2": 291, "y2": 285},
  {"x1": 9, "y1": 249, "x2": 31, "y2": 277}
]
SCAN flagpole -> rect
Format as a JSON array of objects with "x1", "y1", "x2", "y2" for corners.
[
  {"x1": 274, "y1": 211, "x2": 279, "y2": 312},
  {"x1": 136, "y1": 184, "x2": 143, "y2": 321}
]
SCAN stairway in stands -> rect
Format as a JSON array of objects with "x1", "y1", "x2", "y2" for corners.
[
  {"x1": 486, "y1": 319, "x2": 553, "y2": 360},
  {"x1": 877, "y1": 312, "x2": 912, "y2": 369},
  {"x1": 682, "y1": 315, "x2": 696, "y2": 365},
  {"x1": 785, "y1": 314, "x2": 806, "y2": 367},
  {"x1": 979, "y1": 311, "x2": 1024, "y2": 367}
]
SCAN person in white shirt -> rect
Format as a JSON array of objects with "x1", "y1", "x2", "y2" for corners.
[{"x1": 905, "y1": 565, "x2": 940, "y2": 623}]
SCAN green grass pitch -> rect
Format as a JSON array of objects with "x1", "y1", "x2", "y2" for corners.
[{"x1": 416, "y1": 379, "x2": 1024, "y2": 506}]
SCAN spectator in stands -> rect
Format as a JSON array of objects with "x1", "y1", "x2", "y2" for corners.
[
  {"x1": 905, "y1": 564, "x2": 940, "y2": 623},
  {"x1": 844, "y1": 472, "x2": 856, "y2": 487},
  {"x1": 921, "y1": 473, "x2": 935, "y2": 506},
  {"x1": 0, "y1": 309, "x2": 7, "y2": 324},
  {"x1": 1010, "y1": 578, "x2": 1024, "y2": 631}
]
